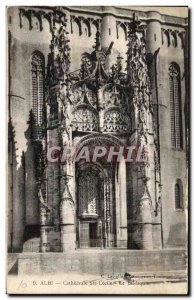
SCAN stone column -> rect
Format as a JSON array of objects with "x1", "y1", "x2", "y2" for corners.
[
  {"x1": 60, "y1": 175, "x2": 76, "y2": 251},
  {"x1": 105, "y1": 176, "x2": 114, "y2": 247},
  {"x1": 97, "y1": 88, "x2": 105, "y2": 132},
  {"x1": 101, "y1": 8, "x2": 117, "y2": 70},
  {"x1": 146, "y1": 11, "x2": 162, "y2": 55},
  {"x1": 39, "y1": 186, "x2": 50, "y2": 253},
  {"x1": 146, "y1": 11, "x2": 163, "y2": 249},
  {"x1": 137, "y1": 183, "x2": 153, "y2": 250},
  {"x1": 116, "y1": 156, "x2": 128, "y2": 248},
  {"x1": 106, "y1": 216, "x2": 111, "y2": 247},
  {"x1": 40, "y1": 227, "x2": 48, "y2": 253},
  {"x1": 97, "y1": 219, "x2": 103, "y2": 248}
]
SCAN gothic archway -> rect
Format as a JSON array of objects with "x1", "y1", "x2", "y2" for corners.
[
  {"x1": 76, "y1": 162, "x2": 114, "y2": 248},
  {"x1": 74, "y1": 134, "x2": 127, "y2": 249}
]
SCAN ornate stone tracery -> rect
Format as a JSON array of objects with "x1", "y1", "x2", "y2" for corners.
[
  {"x1": 36, "y1": 10, "x2": 162, "y2": 252},
  {"x1": 67, "y1": 28, "x2": 132, "y2": 134},
  {"x1": 161, "y1": 28, "x2": 186, "y2": 48},
  {"x1": 71, "y1": 83, "x2": 98, "y2": 108},
  {"x1": 72, "y1": 106, "x2": 98, "y2": 132},
  {"x1": 103, "y1": 109, "x2": 129, "y2": 133},
  {"x1": 169, "y1": 63, "x2": 180, "y2": 78},
  {"x1": 70, "y1": 15, "x2": 101, "y2": 36},
  {"x1": 78, "y1": 168, "x2": 99, "y2": 216}
]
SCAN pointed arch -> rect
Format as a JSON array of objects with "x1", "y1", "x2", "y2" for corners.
[
  {"x1": 118, "y1": 23, "x2": 127, "y2": 41},
  {"x1": 169, "y1": 62, "x2": 183, "y2": 149},
  {"x1": 71, "y1": 16, "x2": 82, "y2": 36},
  {"x1": 162, "y1": 29, "x2": 170, "y2": 47},
  {"x1": 82, "y1": 19, "x2": 91, "y2": 37},
  {"x1": 19, "y1": 9, "x2": 33, "y2": 30},
  {"x1": 31, "y1": 51, "x2": 45, "y2": 139},
  {"x1": 178, "y1": 31, "x2": 185, "y2": 49},
  {"x1": 171, "y1": 31, "x2": 178, "y2": 47},
  {"x1": 91, "y1": 19, "x2": 100, "y2": 32},
  {"x1": 175, "y1": 179, "x2": 183, "y2": 209},
  {"x1": 32, "y1": 11, "x2": 43, "y2": 31},
  {"x1": 43, "y1": 12, "x2": 53, "y2": 32}
]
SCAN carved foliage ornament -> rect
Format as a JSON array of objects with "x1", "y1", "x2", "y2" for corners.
[
  {"x1": 46, "y1": 10, "x2": 70, "y2": 86},
  {"x1": 126, "y1": 15, "x2": 152, "y2": 137}
]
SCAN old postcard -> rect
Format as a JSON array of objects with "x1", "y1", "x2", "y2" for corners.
[{"x1": 6, "y1": 6, "x2": 189, "y2": 294}]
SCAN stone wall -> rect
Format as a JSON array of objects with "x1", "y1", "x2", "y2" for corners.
[{"x1": 17, "y1": 249, "x2": 187, "y2": 275}]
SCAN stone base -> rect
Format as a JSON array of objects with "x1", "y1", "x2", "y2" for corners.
[
  {"x1": 116, "y1": 240, "x2": 128, "y2": 248},
  {"x1": 16, "y1": 249, "x2": 187, "y2": 276}
]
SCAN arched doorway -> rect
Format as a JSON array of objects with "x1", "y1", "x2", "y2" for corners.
[
  {"x1": 74, "y1": 134, "x2": 128, "y2": 249},
  {"x1": 76, "y1": 162, "x2": 116, "y2": 248}
]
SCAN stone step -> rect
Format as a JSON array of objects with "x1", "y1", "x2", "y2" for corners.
[{"x1": 15, "y1": 249, "x2": 187, "y2": 276}]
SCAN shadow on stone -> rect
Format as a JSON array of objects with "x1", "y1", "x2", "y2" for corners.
[{"x1": 8, "y1": 260, "x2": 18, "y2": 275}]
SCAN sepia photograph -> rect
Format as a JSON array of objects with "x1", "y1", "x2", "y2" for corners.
[{"x1": 6, "y1": 4, "x2": 189, "y2": 295}]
